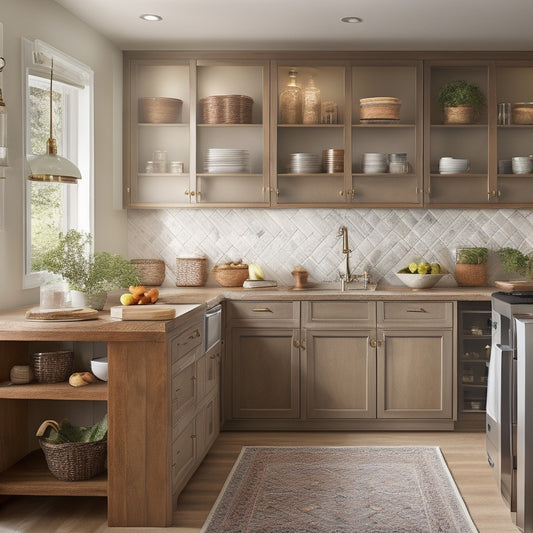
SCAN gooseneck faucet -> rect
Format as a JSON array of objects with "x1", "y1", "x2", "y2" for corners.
[
  {"x1": 337, "y1": 225, "x2": 369, "y2": 291},
  {"x1": 337, "y1": 226, "x2": 352, "y2": 286}
]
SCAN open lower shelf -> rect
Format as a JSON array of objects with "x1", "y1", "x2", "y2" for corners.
[
  {"x1": 0, "y1": 450, "x2": 107, "y2": 496},
  {"x1": 0, "y1": 381, "x2": 108, "y2": 401}
]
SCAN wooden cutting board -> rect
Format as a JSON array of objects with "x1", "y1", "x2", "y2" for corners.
[
  {"x1": 25, "y1": 307, "x2": 99, "y2": 321},
  {"x1": 494, "y1": 280, "x2": 533, "y2": 291},
  {"x1": 110, "y1": 305, "x2": 177, "y2": 320}
]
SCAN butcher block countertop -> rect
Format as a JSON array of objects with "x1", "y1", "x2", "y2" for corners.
[{"x1": 0, "y1": 285, "x2": 496, "y2": 340}]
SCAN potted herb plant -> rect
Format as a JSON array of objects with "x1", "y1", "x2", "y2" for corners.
[
  {"x1": 437, "y1": 80, "x2": 486, "y2": 124},
  {"x1": 39, "y1": 230, "x2": 140, "y2": 310},
  {"x1": 455, "y1": 247, "x2": 488, "y2": 286},
  {"x1": 496, "y1": 247, "x2": 533, "y2": 279}
]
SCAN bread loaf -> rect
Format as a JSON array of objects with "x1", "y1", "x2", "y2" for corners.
[{"x1": 69, "y1": 371, "x2": 97, "y2": 387}]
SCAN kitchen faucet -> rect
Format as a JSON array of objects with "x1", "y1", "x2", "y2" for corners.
[{"x1": 337, "y1": 226, "x2": 368, "y2": 291}]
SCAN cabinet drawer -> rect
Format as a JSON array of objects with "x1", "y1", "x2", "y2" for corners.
[
  {"x1": 172, "y1": 357, "x2": 197, "y2": 422},
  {"x1": 378, "y1": 301, "x2": 453, "y2": 327},
  {"x1": 229, "y1": 301, "x2": 299, "y2": 325},
  {"x1": 171, "y1": 420, "x2": 196, "y2": 493},
  {"x1": 303, "y1": 301, "x2": 376, "y2": 328},
  {"x1": 171, "y1": 319, "x2": 203, "y2": 363}
]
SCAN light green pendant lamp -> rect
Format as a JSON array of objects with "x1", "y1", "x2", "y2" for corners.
[{"x1": 28, "y1": 58, "x2": 81, "y2": 184}]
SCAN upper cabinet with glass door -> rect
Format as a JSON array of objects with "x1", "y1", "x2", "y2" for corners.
[
  {"x1": 195, "y1": 60, "x2": 269, "y2": 206},
  {"x1": 351, "y1": 61, "x2": 423, "y2": 207},
  {"x1": 495, "y1": 62, "x2": 533, "y2": 206},
  {"x1": 124, "y1": 55, "x2": 192, "y2": 207},
  {"x1": 272, "y1": 62, "x2": 348, "y2": 206},
  {"x1": 425, "y1": 61, "x2": 491, "y2": 206}
]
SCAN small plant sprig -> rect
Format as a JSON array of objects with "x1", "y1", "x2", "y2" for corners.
[
  {"x1": 496, "y1": 247, "x2": 533, "y2": 279},
  {"x1": 456, "y1": 247, "x2": 488, "y2": 265},
  {"x1": 40, "y1": 230, "x2": 140, "y2": 293}
]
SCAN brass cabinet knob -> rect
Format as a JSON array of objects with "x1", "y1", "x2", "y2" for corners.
[
  {"x1": 370, "y1": 339, "x2": 377, "y2": 348},
  {"x1": 339, "y1": 190, "x2": 344, "y2": 196}
]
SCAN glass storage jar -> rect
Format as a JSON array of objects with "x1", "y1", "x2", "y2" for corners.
[
  {"x1": 279, "y1": 69, "x2": 303, "y2": 124},
  {"x1": 303, "y1": 76, "x2": 321, "y2": 124}
]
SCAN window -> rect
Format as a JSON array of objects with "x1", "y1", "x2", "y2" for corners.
[{"x1": 22, "y1": 38, "x2": 93, "y2": 288}]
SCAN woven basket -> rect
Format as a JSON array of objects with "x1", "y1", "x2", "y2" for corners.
[
  {"x1": 360, "y1": 97, "x2": 401, "y2": 122},
  {"x1": 455, "y1": 264, "x2": 488, "y2": 286},
  {"x1": 140, "y1": 97, "x2": 183, "y2": 124},
  {"x1": 511, "y1": 103, "x2": 533, "y2": 125},
  {"x1": 443, "y1": 105, "x2": 474, "y2": 124},
  {"x1": 212, "y1": 265, "x2": 249, "y2": 287},
  {"x1": 31, "y1": 350, "x2": 73, "y2": 384},
  {"x1": 176, "y1": 257, "x2": 207, "y2": 287},
  {"x1": 40, "y1": 439, "x2": 107, "y2": 481},
  {"x1": 200, "y1": 95, "x2": 253, "y2": 124},
  {"x1": 131, "y1": 259, "x2": 165, "y2": 286}
]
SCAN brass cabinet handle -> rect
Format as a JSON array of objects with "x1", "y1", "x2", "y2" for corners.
[
  {"x1": 293, "y1": 339, "x2": 300, "y2": 348},
  {"x1": 370, "y1": 339, "x2": 377, "y2": 348},
  {"x1": 184, "y1": 189, "x2": 190, "y2": 196},
  {"x1": 252, "y1": 307, "x2": 273, "y2": 313},
  {"x1": 190, "y1": 191, "x2": 196, "y2": 197},
  {"x1": 339, "y1": 190, "x2": 344, "y2": 196},
  {"x1": 300, "y1": 340, "x2": 306, "y2": 350},
  {"x1": 406, "y1": 307, "x2": 427, "y2": 313}
]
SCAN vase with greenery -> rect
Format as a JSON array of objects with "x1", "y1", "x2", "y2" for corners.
[
  {"x1": 39, "y1": 230, "x2": 140, "y2": 310},
  {"x1": 496, "y1": 247, "x2": 533, "y2": 279},
  {"x1": 455, "y1": 247, "x2": 488, "y2": 286},
  {"x1": 437, "y1": 80, "x2": 486, "y2": 124}
]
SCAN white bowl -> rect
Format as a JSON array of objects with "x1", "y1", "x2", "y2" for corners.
[
  {"x1": 90, "y1": 357, "x2": 108, "y2": 381},
  {"x1": 395, "y1": 272, "x2": 446, "y2": 289}
]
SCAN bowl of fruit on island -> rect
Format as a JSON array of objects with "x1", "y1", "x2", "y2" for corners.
[{"x1": 396, "y1": 261, "x2": 447, "y2": 289}]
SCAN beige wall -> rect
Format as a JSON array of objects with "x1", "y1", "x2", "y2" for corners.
[{"x1": 0, "y1": 0, "x2": 127, "y2": 310}]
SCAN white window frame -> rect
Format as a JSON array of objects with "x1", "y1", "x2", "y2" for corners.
[{"x1": 22, "y1": 38, "x2": 94, "y2": 289}]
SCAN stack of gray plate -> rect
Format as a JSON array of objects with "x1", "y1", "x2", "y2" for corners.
[
  {"x1": 363, "y1": 152, "x2": 388, "y2": 174},
  {"x1": 512, "y1": 156, "x2": 533, "y2": 174},
  {"x1": 439, "y1": 157, "x2": 469, "y2": 174},
  {"x1": 288, "y1": 153, "x2": 321, "y2": 174},
  {"x1": 205, "y1": 148, "x2": 250, "y2": 173}
]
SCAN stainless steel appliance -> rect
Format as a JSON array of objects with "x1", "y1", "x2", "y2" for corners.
[
  {"x1": 204, "y1": 304, "x2": 222, "y2": 352},
  {"x1": 487, "y1": 291, "x2": 533, "y2": 531}
]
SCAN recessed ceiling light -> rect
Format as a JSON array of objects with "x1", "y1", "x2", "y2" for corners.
[
  {"x1": 341, "y1": 16, "x2": 363, "y2": 24},
  {"x1": 140, "y1": 13, "x2": 162, "y2": 22}
]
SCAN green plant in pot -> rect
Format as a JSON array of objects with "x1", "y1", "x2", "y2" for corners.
[
  {"x1": 496, "y1": 247, "x2": 533, "y2": 280},
  {"x1": 455, "y1": 247, "x2": 488, "y2": 286},
  {"x1": 39, "y1": 230, "x2": 140, "y2": 310},
  {"x1": 437, "y1": 80, "x2": 486, "y2": 124}
]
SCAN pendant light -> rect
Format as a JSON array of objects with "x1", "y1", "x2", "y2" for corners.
[{"x1": 28, "y1": 58, "x2": 81, "y2": 184}]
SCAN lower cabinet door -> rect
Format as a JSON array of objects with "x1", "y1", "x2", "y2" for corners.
[
  {"x1": 171, "y1": 418, "x2": 196, "y2": 493},
  {"x1": 377, "y1": 329, "x2": 453, "y2": 419},
  {"x1": 305, "y1": 328, "x2": 376, "y2": 418},
  {"x1": 231, "y1": 327, "x2": 299, "y2": 419}
]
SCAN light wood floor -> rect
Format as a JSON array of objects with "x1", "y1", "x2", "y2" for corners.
[{"x1": 0, "y1": 431, "x2": 519, "y2": 532}]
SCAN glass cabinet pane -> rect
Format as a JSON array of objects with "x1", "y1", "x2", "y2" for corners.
[
  {"x1": 196, "y1": 62, "x2": 268, "y2": 205},
  {"x1": 351, "y1": 64, "x2": 421, "y2": 206},
  {"x1": 495, "y1": 65, "x2": 533, "y2": 205},
  {"x1": 426, "y1": 64, "x2": 490, "y2": 206},
  {"x1": 127, "y1": 59, "x2": 192, "y2": 206}
]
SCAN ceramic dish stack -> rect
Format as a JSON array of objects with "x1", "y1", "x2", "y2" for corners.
[
  {"x1": 288, "y1": 153, "x2": 321, "y2": 174},
  {"x1": 362, "y1": 152, "x2": 388, "y2": 174},
  {"x1": 205, "y1": 148, "x2": 250, "y2": 173},
  {"x1": 439, "y1": 157, "x2": 470, "y2": 174},
  {"x1": 498, "y1": 159, "x2": 513, "y2": 174},
  {"x1": 322, "y1": 149, "x2": 344, "y2": 173},
  {"x1": 512, "y1": 156, "x2": 533, "y2": 174}
]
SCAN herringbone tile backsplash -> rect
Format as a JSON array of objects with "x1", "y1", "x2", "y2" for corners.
[{"x1": 128, "y1": 209, "x2": 533, "y2": 287}]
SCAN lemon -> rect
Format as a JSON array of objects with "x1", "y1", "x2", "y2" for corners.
[
  {"x1": 120, "y1": 293, "x2": 135, "y2": 306},
  {"x1": 430, "y1": 263, "x2": 441, "y2": 274},
  {"x1": 417, "y1": 262, "x2": 430, "y2": 274},
  {"x1": 408, "y1": 262, "x2": 418, "y2": 273},
  {"x1": 248, "y1": 263, "x2": 265, "y2": 280}
]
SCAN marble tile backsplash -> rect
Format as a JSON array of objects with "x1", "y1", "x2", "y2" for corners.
[{"x1": 128, "y1": 208, "x2": 533, "y2": 287}]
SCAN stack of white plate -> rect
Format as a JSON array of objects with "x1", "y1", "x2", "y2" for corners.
[
  {"x1": 205, "y1": 148, "x2": 250, "y2": 173},
  {"x1": 439, "y1": 157, "x2": 470, "y2": 174},
  {"x1": 512, "y1": 156, "x2": 533, "y2": 174},
  {"x1": 288, "y1": 153, "x2": 321, "y2": 174},
  {"x1": 363, "y1": 153, "x2": 388, "y2": 174}
]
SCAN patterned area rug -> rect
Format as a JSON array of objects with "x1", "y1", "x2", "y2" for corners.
[{"x1": 201, "y1": 446, "x2": 477, "y2": 533}]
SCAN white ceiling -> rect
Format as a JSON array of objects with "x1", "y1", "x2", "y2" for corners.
[{"x1": 54, "y1": 0, "x2": 533, "y2": 51}]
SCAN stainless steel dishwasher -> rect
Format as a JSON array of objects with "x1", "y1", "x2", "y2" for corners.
[{"x1": 204, "y1": 304, "x2": 222, "y2": 351}]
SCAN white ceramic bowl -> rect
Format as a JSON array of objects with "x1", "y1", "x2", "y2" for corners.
[
  {"x1": 90, "y1": 357, "x2": 108, "y2": 381},
  {"x1": 395, "y1": 272, "x2": 445, "y2": 289}
]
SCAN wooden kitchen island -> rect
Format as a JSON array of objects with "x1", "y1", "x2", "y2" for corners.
[{"x1": 0, "y1": 303, "x2": 214, "y2": 528}]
